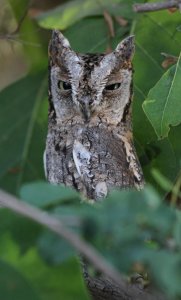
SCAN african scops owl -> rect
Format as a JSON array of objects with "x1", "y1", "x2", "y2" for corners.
[{"x1": 44, "y1": 30, "x2": 144, "y2": 200}]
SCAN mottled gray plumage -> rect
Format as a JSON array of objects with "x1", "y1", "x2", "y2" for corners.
[{"x1": 44, "y1": 30, "x2": 144, "y2": 200}]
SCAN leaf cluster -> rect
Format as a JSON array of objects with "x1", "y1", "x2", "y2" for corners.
[{"x1": 20, "y1": 182, "x2": 181, "y2": 298}]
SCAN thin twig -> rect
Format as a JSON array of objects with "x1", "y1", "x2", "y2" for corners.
[
  {"x1": 0, "y1": 189, "x2": 125, "y2": 288},
  {"x1": 103, "y1": 9, "x2": 115, "y2": 38},
  {"x1": 12, "y1": 8, "x2": 28, "y2": 34},
  {"x1": 133, "y1": 0, "x2": 181, "y2": 12},
  {"x1": 161, "y1": 52, "x2": 178, "y2": 68},
  {"x1": 0, "y1": 0, "x2": 33, "y2": 41},
  {"x1": 0, "y1": 34, "x2": 41, "y2": 47}
]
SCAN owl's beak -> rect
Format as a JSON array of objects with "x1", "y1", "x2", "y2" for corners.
[
  {"x1": 80, "y1": 97, "x2": 92, "y2": 121},
  {"x1": 81, "y1": 103, "x2": 91, "y2": 121}
]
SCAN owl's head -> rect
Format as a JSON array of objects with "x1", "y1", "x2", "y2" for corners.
[{"x1": 49, "y1": 30, "x2": 135, "y2": 125}]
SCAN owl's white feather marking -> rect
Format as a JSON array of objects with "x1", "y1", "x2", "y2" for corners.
[
  {"x1": 118, "y1": 134, "x2": 143, "y2": 188},
  {"x1": 65, "y1": 53, "x2": 83, "y2": 104},
  {"x1": 91, "y1": 53, "x2": 116, "y2": 103},
  {"x1": 43, "y1": 150, "x2": 47, "y2": 179},
  {"x1": 51, "y1": 30, "x2": 84, "y2": 108},
  {"x1": 95, "y1": 182, "x2": 108, "y2": 199},
  {"x1": 91, "y1": 36, "x2": 134, "y2": 107},
  {"x1": 73, "y1": 140, "x2": 91, "y2": 178}
]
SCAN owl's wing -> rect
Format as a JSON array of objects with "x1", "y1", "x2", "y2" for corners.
[{"x1": 43, "y1": 150, "x2": 47, "y2": 179}]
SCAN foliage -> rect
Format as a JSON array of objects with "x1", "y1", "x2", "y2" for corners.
[
  {"x1": 20, "y1": 182, "x2": 181, "y2": 298},
  {"x1": 0, "y1": 0, "x2": 181, "y2": 299},
  {"x1": 36, "y1": 0, "x2": 135, "y2": 30},
  {"x1": 143, "y1": 54, "x2": 181, "y2": 139}
]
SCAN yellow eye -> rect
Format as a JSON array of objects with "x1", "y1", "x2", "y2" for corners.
[
  {"x1": 105, "y1": 83, "x2": 121, "y2": 91},
  {"x1": 58, "y1": 80, "x2": 71, "y2": 90}
]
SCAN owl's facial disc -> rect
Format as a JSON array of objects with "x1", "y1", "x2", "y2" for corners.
[{"x1": 49, "y1": 30, "x2": 135, "y2": 123}]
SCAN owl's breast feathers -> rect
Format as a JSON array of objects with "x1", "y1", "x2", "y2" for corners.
[
  {"x1": 46, "y1": 121, "x2": 143, "y2": 199},
  {"x1": 72, "y1": 125, "x2": 144, "y2": 198}
]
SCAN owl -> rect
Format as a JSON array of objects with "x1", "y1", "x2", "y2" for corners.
[{"x1": 44, "y1": 30, "x2": 144, "y2": 200}]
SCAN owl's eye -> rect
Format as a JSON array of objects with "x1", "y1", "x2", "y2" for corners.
[
  {"x1": 58, "y1": 80, "x2": 71, "y2": 90},
  {"x1": 105, "y1": 83, "x2": 121, "y2": 91}
]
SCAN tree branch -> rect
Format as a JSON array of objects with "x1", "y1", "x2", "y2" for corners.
[
  {"x1": 85, "y1": 275, "x2": 167, "y2": 300},
  {"x1": 133, "y1": 0, "x2": 181, "y2": 13}
]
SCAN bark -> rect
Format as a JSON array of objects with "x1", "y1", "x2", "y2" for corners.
[
  {"x1": 133, "y1": 0, "x2": 181, "y2": 13},
  {"x1": 84, "y1": 274, "x2": 168, "y2": 300}
]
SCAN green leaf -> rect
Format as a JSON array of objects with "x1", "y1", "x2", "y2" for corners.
[
  {"x1": 0, "y1": 260, "x2": 41, "y2": 300},
  {"x1": 65, "y1": 17, "x2": 108, "y2": 53},
  {"x1": 65, "y1": 16, "x2": 129, "y2": 53},
  {"x1": 132, "y1": 11, "x2": 181, "y2": 190},
  {"x1": 0, "y1": 72, "x2": 47, "y2": 194},
  {"x1": 133, "y1": 11, "x2": 180, "y2": 137},
  {"x1": 38, "y1": 231, "x2": 75, "y2": 264},
  {"x1": 0, "y1": 234, "x2": 90, "y2": 300},
  {"x1": 36, "y1": 0, "x2": 134, "y2": 30},
  {"x1": 143, "y1": 54, "x2": 181, "y2": 139},
  {"x1": 20, "y1": 181, "x2": 80, "y2": 208},
  {"x1": 134, "y1": 11, "x2": 180, "y2": 98},
  {"x1": 148, "y1": 251, "x2": 181, "y2": 297},
  {"x1": 0, "y1": 209, "x2": 41, "y2": 252},
  {"x1": 151, "y1": 168, "x2": 175, "y2": 192},
  {"x1": 174, "y1": 211, "x2": 181, "y2": 248},
  {"x1": 75, "y1": 187, "x2": 177, "y2": 275}
]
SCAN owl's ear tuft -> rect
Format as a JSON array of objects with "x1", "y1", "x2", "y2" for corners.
[
  {"x1": 115, "y1": 35, "x2": 135, "y2": 61},
  {"x1": 48, "y1": 30, "x2": 71, "y2": 58},
  {"x1": 52, "y1": 30, "x2": 70, "y2": 48}
]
